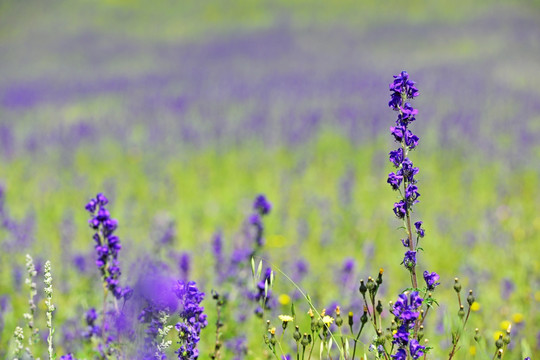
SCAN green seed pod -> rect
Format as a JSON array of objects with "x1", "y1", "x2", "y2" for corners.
[
  {"x1": 359, "y1": 280, "x2": 367, "y2": 296},
  {"x1": 301, "y1": 333, "x2": 310, "y2": 347},
  {"x1": 503, "y1": 328, "x2": 511, "y2": 345},
  {"x1": 293, "y1": 326, "x2": 301, "y2": 342},
  {"x1": 366, "y1": 277, "x2": 376, "y2": 294},
  {"x1": 474, "y1": 328, "x2": 481, "y2": 343},
  {"x1": 376, "y1": 300, "x2": 383, "y2": 315},
  {"x1": 453, "y1": 278, "x2": 462, "y2": 293},
  {"x1": 495, "y1": 334, "x2": 503, "y2": 349},
  {"x1": 458, "y1": 305, "x2": 465, "y2": 319},
  {"x1": 467, "y1": 290, "x2": 475, "y2": 306},
  {"x1": 361, "y1": 307, "x2": 368, "y2": 324},
  {"x1": 270, "y1": 333, "x2": 277, "y2": 346}
]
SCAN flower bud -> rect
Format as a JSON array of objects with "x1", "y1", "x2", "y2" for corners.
[
  {"x1": 503, "y1": 326, "x2": 511, "y2": 345},
  {"x1": 293, "y1": 326, "x2": 301, "y2": 342},
  {"x1": 336, "y1": 314, "x2": 343, "y2": 327},
  {"x1": 361, "y1": 307, "x2": 368, "y2": 324},
  {"x1": 376, "y1": 268, "x2": 384, "y2": 286},
  {"x1": 376, "y1": 300, "x2": 383, "y2": 315},
  {"x1": 359, "y1": 279, "x2": 367, "y2": 296},
  {"x1": 418, "y1": 325, "x2": 424, "y2": 341},
  {"x1": 467, "y1": 290, "x2": 475, "y2": 306},
  {"x1": 270, "y1": 333, "x2": 277, "y2": 346},
  {"x1": 458, "y1": 305, "x2": 465, "y2": 319},
  {"x1": 366, "y1": 277, "x2": 376, "y2": 294},
  {"x1": 474, "y1": 328, "x2": 481, "y2": 343},
  {"x1": 495, "y1": 334, "x2": 503, "y2": 349},
  {"x1": 453, "y1": 278, "x2": 461, "y2": 293},
  {"x1": 301, "y1": 333, "x2": 310, "y2": 347},
  {"x1": 348, "y1": 312, "x2": 354, "y2": 327},
  {"x1": 310, "y1": 316, "x2": 318, "y2": 332}
]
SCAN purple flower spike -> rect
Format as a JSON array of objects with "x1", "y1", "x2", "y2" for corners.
[
  {"x1": 85, "y1": 193, "x2": 129, "y2": 300},
  {"x1": 175, "y1": 281, "x2": 207, "y2": 359}
]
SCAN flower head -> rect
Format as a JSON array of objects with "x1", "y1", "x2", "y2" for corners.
[{"x1": 423, "y1": 271, "x2": 440, "y2": 291}]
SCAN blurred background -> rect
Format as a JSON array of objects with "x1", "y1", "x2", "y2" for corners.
[{"x1": 0, "y1": 0, "x2": 539, "y2": 358}]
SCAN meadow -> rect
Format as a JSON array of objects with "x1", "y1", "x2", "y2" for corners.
[{"x1": 0, "y1": 0, "x2": 539, "y2": 359}]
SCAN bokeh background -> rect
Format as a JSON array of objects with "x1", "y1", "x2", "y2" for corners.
[{"x1": 0, "y1": 0, "x2": 539, "y2": 358}]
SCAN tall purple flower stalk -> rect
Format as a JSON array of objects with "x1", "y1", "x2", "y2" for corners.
[
  {"x1": 175, "y1": 281, "x2": 207, "y2": 360},
  {"x1": 85, "y1": 193, "x2": 132, "y2": 300},
  {"x1": 387, "y1": 71, "x2": 423, "y2": 289},
  {"x1": 249, "y1": 194, "x2": 272, "y2": 250}
]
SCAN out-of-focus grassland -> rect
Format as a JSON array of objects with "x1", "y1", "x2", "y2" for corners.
[{"x1": 0, "y1": 0, "x2": 539, "y2": 358}]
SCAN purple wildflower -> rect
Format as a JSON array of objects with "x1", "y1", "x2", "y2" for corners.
[
  {"x1": 85, "y1": 193, "x2": 130, "y2": 300},
  {"x1": 249, "y1": 194, "x2": 272, "y2": 248},
  {"x1": 83, "y1": 308, "x2": 100, "y2": 339},
  {"x1": 253, "y1": 194, "x2": 272, "y2": 215},
  {"x1": 175, "y1": 281, "x2": 207, "y2": 360},
  {"x1": 393, "y1": 201, "x2": 407, "y2": 219},
  {"x1": 402, "y1": 251, "x2": 417, "y2": 270},
  {"x1": 423, "y1": 271, "x2": 441, "y2": 291},
  {"x1": 59, "y1": 354, "x2": 77, "y2": 360},
  {"x1": 391, "y1": 348, "x2": 407, "y2": 360},
  {"x1": 387, "y1": 172, "x2": 403, "y2": 190},
  {"x1": 389, "y1": 148, "x2": 404, "y2": 167},
  {"x1": 405, "y1": 184, "x2": 420, "y2": 204},
  {"x1": 414, "y1": 221, "x2": 425, "y2": 237},
  {"x1": 409, "y1": 339, "x2": 425, "y2": 359}
]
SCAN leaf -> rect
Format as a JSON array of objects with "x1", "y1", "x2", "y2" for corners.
[
  {"x1": 256, "y1": 260, "x2": 263, "y2": 280},
  {"x1": 250, "y1": 257, "x2": 256, "y2": 278}
]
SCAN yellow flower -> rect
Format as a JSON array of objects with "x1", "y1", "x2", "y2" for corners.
[
  {"x1": 500, "y1": 320, "x2": 511, "y2": 331},
  {"x1": 322, "y1": 315, "x2": 334, "y2": 326},
  {"x1": 268, "y1": 327, "x2": 276, "y2": 335},
  {"x1": 278, "y1": 315, "x2": 294, "y2": 323},
  {"x1": 469, "y1": 345, "x2": 476, "y2": 356},
  {"x1": 278, "y1": 294, "x2": 291, "y2": 305},
  {"x1": 493, "y1": 331, "x2": 504, "y2": 341},
  {"x1": 470, "y1": 302, "x2": 481, "y2": 312},
  {"x1": 512, "y1": 313, "x2": 524, "y2": 324}
]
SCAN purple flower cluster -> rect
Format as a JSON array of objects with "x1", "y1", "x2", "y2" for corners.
[
  {"x1": 249, "y1": 194, "x2": 272, "y2": 247},
  {"x1": 85, "y1": 193, "x2": 131, "y2": 300},
  {"x1": 175, "y1": 281, "x2": 207, "y2": 360},
  {"x1": 82, "y1": 308, "x2": 100, "y2": 339},
  {"x1": 391, "y1": 292, "x2": 425, "y2": 359}
]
